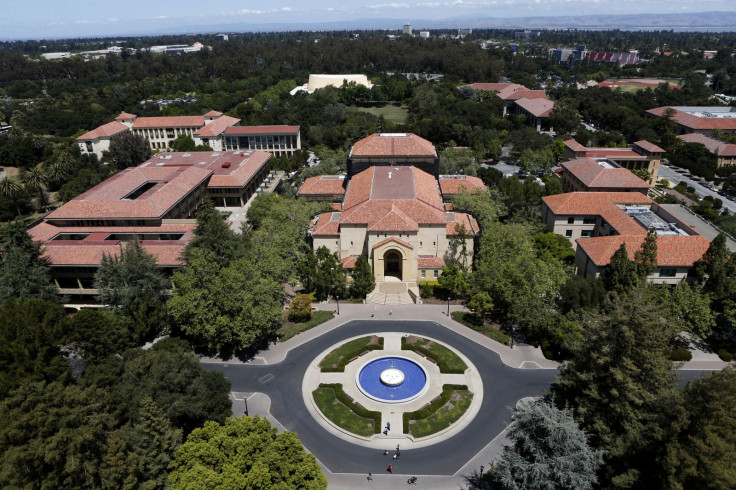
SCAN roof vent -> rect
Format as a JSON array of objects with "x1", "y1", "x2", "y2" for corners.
[
  {"x1": 183, "y1": 153, "x2": 191, "y2": 157},
  {"x1": 388, "y1": 171, "x2": 392, "y2": 179}
]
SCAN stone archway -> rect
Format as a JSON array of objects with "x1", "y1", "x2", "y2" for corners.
[{"x1": 383, "y1": 250, "x2": 402, "y2": 280}]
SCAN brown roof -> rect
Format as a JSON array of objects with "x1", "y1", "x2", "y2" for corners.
[
  {"x1": 204, "y1": 110, "x2": 223, "y2": 117},
  {"x1": 446, "y1": 212, "x2": 479, "y2": 235},
  {"x1": 298, "y1": 176, "x2": 347, "y2": 197},
  {"x1": 193, "y1": 115, "x2": 240, "y2": 137},
  {"x1": 341, "y1": 255, "x2": 359, "y2": 269},
  {"x1": 647, "y1": 106, "x2": 736, "y2": 131},
  {"x1": 132, "y1": 116, "x2": 205, "y2": 129},
  {"x1": 349, "y1": 133, "x2": 436, "y2": 158},
  {"x1": 438, "y1": 175, "x2": 486, "y2": 196},
  {"x1": 577, "y1": 235, "x2": 710, "y2": 267},
  {"x1": 634, "y1": 140, "x2": 665, "y2": 153},
  {"x1": 562, "y1": 158, "x2": 650, "y2": 190},
  {"x1": 514, "y1": 97, "x2": 555, "y2": 118},
  {"x1": 46, "y1": 165, "x2": 212, "y2": 220},
  {"x1": 564, "y1": 139, "x2": 587, "y2": 152},
  {"x1": 312, "y1": 212, "x2": 341, "y2": 236},
  {"x1": 115, "y1": 112, "x2": 137, "y2": 120},
  {"x1": 677, "y1": 133, "x2": 736, "y2": 157},
  {"x1": 418, "y1": 256, "x2": 445, "y2": 268},
  {"x1": 543, "y1": 192, "x2": 654, "y2": 235},
  {"x1": 224, "y1": 125, "x2": 300, "y2": 136},
  {"x1": 77, "y1": 121, "x2": 129, "y2": 141},
  {"x1": 42, "y1": 242, "x2": 187, "y2": 267},
  {"x1": 506, "y1": 89, "x2": 547, "y2": 101}
]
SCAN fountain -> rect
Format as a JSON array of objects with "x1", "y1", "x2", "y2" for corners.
[{"x1": 356, "y1": 356, "x2": 428, "y2": 403}]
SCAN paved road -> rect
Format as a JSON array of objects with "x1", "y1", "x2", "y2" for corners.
[
  {"x1": 659, "y1": 164, "x2": 736, "y2": 214},
  {"x1": 203, "y1": 319, "x2": 556, "y2": 476}
]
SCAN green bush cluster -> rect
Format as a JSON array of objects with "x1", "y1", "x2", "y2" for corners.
[
  {"x1": 318, "y1": 384, "x2": 381, "y2": 434},
  {"x1": 403, "y1": 384, "x2": 468, "y2": 433},
  {"x1": 320, "y1": 336, "x2": 384, "y2": 372},
  {"x1": 717, "y1": 349, "x2": 733, "y2": 362},
  {"x1": 277, "y1": 310, "x2": 334, "y2": 342},
  {"x1": 667, "y1": 346, "x2": 693, "y2": 362},
  {"x1": 450, "y1": 311, "x2": 510, "y2": 344},
  {"x1": 419, "y1": 281, "x2": 440, "y2": 299},
  {"x1": 401, "y1": 337, "x2": 467, "y2": 374}
]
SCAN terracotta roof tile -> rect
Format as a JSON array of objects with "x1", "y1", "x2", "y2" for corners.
[
  {"x1": 43, "y1": 242, "x2": 186, "y2": 267},
  {"x1": 634, "y1": 140, "x2": 665, "y2": 153},
  {"x1": 193, "y1": 115, "x2": 240, "y2": 137},
  {"x1": 438, "y1": 175, "x2": 486, "y2": 196},
  {"x1": 349, "y1": 133, "x2": 436, "y2": 158},
  {"x1": 224, "y1": 125, "x2": 300, "y2": 136},
  {"x1": 204, "y1": 110, "x2": 223, "y2": 117},
  {"x1": 647, "y1": 106, "x2": 736, "y2": 131},
  {"x1": 77, "y1": 121, "x2": 129, "y2": 141},
  {"x1": 132, "y1": 116, "x2": 205, "y2": 129},
  {"x1": 115, "y1": 112, "x2": 136, "y2": 120},
  {"x1": 418, "y1": 256, "x2": 445, "y2": 267},
  {"x1": 564, "y1": 139, "x2": 587, "y2": 152},
  {"x1": 543, "y1": 192, "x2": 654, "y2": 235},
  {"x1": 341, "y1": 255, "x2": 359, "y2": 268},
  {"x1": 577, "y1": 235, "x2": 710, "y2": 267},
  {"x1": 514, "y1": 97, "x2": 555, "y2": 118},
  {"x1": 562, "y1": 158, "x2": 650, "y2": 189},
  {"x1": 312, "y1": 212, "x2": 341, "y2": 236},
  {"x1": 298, "y1": 176, "x2": 346, "y2": 197},
  {"x1": 678, "y1": 133, "x2": 736, "y2": 157}
]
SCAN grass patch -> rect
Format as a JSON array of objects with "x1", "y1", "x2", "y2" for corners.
[
  {"x1": 402, "y1": 335, "x2": 467, "y2": 373},
  {"x1": 313, "y1": 384, "x2": 380, "y2": 436},
  {"x1": 451, "y1": 311, "x2": 510, "y2": 345},
  {"x1": 320, "y1": 335, "x2": 383, "y2": 372},
  {"x1": 352, "y1": 105, "x2": 408, "y2": 124},
  {"x1": 276, "y1": 310, "x2": 334, "y2": 342},
  {"x1": 403, "y1": 385, "x2": 472, "y2": 438}
]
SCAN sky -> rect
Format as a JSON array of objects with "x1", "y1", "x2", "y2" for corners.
[{"x1": 2, "y1": 0, "x2": 736, "y2": 40}]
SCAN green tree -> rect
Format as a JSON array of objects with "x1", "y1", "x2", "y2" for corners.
[
  {"x1": 601, "y1": 243, "x2": 639, "y2": 294},
  {"x1": 94, "y1": 239, "x2": 170, "y2": 314},
  {"x1": 109, "y1": 132, "x2": 151, "y2": 170},
  {"x1": 487, "y1": 401, "x2": 603, "y2": 490},
  {"x1": 170, "y1": 134, "x2": 197, "y2": 152},
  {"x1": 349, "y1": 254, "x2": 375, "y2": 299},
  {"x1": 647, "y1": 283, "x2": 714, "y2": 339},
  {"x1": 553, "y1": 289, "x2": 679, "y2": 488},
  {"x1": 289, "y1": 293, "x2": 313, "y2": 322},
  {"x1": 634, "y1": 231, "x2": 658, "y2": 279},
  {"x1": 313, "y1": 246, "x2": 347, "y2": 301},
  {"x1": 59, "y1": 308, "x2": 135, "y2": 365},
  {"x1": 548, "y1": 106, "x2": 580, "y2": 137},
  {"x1": 20, "y1": 162, "x2": 48, "y2": 207},
  {"x1": 631, "y1": 168, "x2": 651, "y2": 182},
  {"x1": 185, "y1": 197, "x2": 242, "y2": 267},
  {"x1": 0, "y1": 221, "x2": 58, "y2": 305},
  {"x1": 168, "y1": 416, "x2": 327, "y2": 490},
  {"x1": 517, "y1": 148, "x2": 554, "y2": 174},
  {"x1": 0, "y1": 176, "x2": 25, "y2": 217},
  {"x1": 532, "y1": 232, "x2": 575, "y2": 266},
  {"x1": 467, "y1": 291, "x2": 494, "y2": 324}
]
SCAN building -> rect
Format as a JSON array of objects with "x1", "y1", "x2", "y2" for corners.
[
  {"x1": 298, "y1": 133, "x2": 481, "y2": 301},
  {"x1": 549, "y1": 45, "x2": 587, "y2": 63},
  {"x1": 403, "y1": 23, "x2": 413, "y2": 35},
  {"x1": 78, "y1": 111, "x2": 241, "y2": 158},
  {"x1": 560, "y1": 158, "x2": 651, "y2": 194},
  {"x1": 513, "y1": 97, "x2": 556, "y2": 132},
  {"x1": 562, "y1": 139, "x2": 664, "y2": 184},
  {"x1": 462, "y1": 83, "x2": 554, "y2": 131},
  {"x1": 515, "y1": 30, "x2": 541, "y2": 39},
  {"x1": 419, "y1": 31, "x2": 430, "y2": 39},
  {"x1": 30, "y1": 150, "x2": 273, "y2": 296},
  {"x1": 541, "y1": 192, "x2": 710, "y2": 284},
  {"x1": 214, "y1": 34, "x2": 229, "y2": 41},
  {"x1": 587, "y1": 51, "x2": 643, "y2": 66},
  {"x1": 223, "y1": 125, "x2": 301, "y2": 156},
  {"x1": 646, "y1": 106, "x2": 736, "y2": 136},
  {"x1": 677, "y1": 133, "x2": 736, "y2": 167},
  {"x1": 346, "y1": 133, "x2": 439, "y2": 177},
  {"x1": 457, "y1": 29, "x2": 472, "y2": 38},
  {"x1": 290, "y1": 74, "x2": 373, "y2": 95}
]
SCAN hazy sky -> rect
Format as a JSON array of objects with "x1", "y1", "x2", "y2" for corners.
[{"x1": 3, "y1": 0, "x2": 736, "y2": 39}]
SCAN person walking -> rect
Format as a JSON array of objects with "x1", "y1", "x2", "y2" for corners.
[
  {"x1": 387, "y1": 464, "x2": 392, "y2": 474},
  {"x1": 383, "y1": 449, "x2": 388, "y2": 455},
  {"x1": 386, "y1": 422, "x2": 391, "y2": 431},
  {"x1": 393, "y1": 453, "x2": 397, "y2": 460},
  {"x1": 367, "y1": 473, "x2": 373, "y2": 481}
]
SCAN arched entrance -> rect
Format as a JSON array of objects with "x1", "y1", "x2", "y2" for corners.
[{"x1": 384, "y1": 250, "x2": 402, "y2": 280}]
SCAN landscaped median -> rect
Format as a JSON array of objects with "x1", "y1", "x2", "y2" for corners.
[
  {"x1": 451, "y1": 311, "x2": 510, "y2": 345},
  {"x1": 401, "y1": 335, "x2": 467, "y2": 373},
  {"x1": 403, "y1": 384, "x2": 473, "y2": 438},
  {"x1": 312, "y1": 383, "x2": 381, "y2": 437},
  {"x1": 319, "y1": 335, "x2": 384, "y2": 372},
  {"x1": 276, "y1": 310, "x2": 335, "y2": 342}
]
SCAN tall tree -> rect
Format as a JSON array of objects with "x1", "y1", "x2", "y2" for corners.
[
  {"x1": 487, "y1": 400, "x2": 603, "y2": 490},
  {"x1": 168, "y1": 416, "x2": 327, "y2": 490},
  {"x1": 313, "y1": 246, "x2": 347, "y2": 301},
  {"x1": 109, "y1": 132, "x2": 151, "y2": 170},
  {"x1": 0, "y1": 176, "x2": 24, "y2": 217},
  {"x1": 349, "y1": 254, "x2": 375, "y2": 299},
  {"x1": 601, "y1": 243, "x2": 639, "y2": 294},
  {"x1": 634, "y1": 231, "x2": 658, "y2": 279},
  {"x1": 0, "y1": 221, "x2": 58, "y2": 305},
  {"x1": 20, "y1": 163, "x2": 48, "y2": 207},
  {"x1": 184, "y1": 196, "x2": 242, "y2": 267}
]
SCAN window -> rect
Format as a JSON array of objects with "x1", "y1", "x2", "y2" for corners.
[
  {"x1": 659, "y1": 268, "x2": 677, "y2": 278},
  {"x1": 350, "y1": 241, "x2": 353, "y2": 247},
  {"x1": 421, "y1": 270, "x2": 426, "y2": 278},
  {"x1": 567, "y1": 217, "x2": 575, "y2": 224},
  {"x1": 420, "y1": 241, "x2": 423, "y2": 247},
  {"x1": 565, "y1": 230, "x2": 573, "y2": 237},
  {"x1": 581, "y1": 230, "x2": 594, "y2": 237},
  {"x1": 583, "y1": 217, "x2": 596, "y2": 225},
  {"x1": 433, "y1": 270, "x2": 439, "y2": 278}
]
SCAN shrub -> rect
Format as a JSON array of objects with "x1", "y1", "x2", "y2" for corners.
[
  {"x1": 289, "y1": 293, "x2": 313, "y2": 322},
  {"x1": 320, "y1": 336, "x2": 384, "y2": 372},
  {"x1": 403, "y1": 384, "x2": 468, "y2": 433},
  {"x1": 667, "y1": 346, "x2": 693, "y2": 362},
  {"x1": 401, "y1": 337, "x2": 467, "y2": 374},
  {"x1": 419, "y1": 281, "x2": 438, "y2": 298},
  {"x1": 318, "y1": 383, "x2": 381, "y2": 433},
  {"x1": 718, "y1": 348, "x2": 733, "y2": 362}
]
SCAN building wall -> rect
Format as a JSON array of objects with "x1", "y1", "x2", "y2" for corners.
[
  {"x1": 223, "y1": 133, "x2": 301, "y2": 156},
  {"x1": 133, "y1": 126, "x2": 201, "y2": 150},
  {"x1": 78, "y1": 137, "x2": 112, "y2": 159}
]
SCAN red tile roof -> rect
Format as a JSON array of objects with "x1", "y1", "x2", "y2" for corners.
[
  {"x1": 418, "y1": 256, "x2": 445, "y2": 268},
  {"x1": 341, "y1": 255, "x2": 359, "y2": 269},
  {"x1": 464, "y1": 83, "x2": 518, "y2": 92},
  {"x1": 46, "y1": 165, "x2": 212, "y2": 220},
  {"x1": 29, "y1": 222, "x2": 196, "y2": 243},
  {"x1": 678, "y1": 133, "x2": 736, "y2": 157},
  {"x1": 115, "y1": 112, "x2": 137, "y2": 120},
  {"x1": 543, "y1": 192, "x2": 654, "y2": 235},
  {"x1": 514, "y1": 97, "x2": 555, "y2": 118},
  {"x1": 132, "y1": 116, "x2": 205, "y2": 129},
  {"x1": 446, "y1": 212, "x2": 479, "y2": 235},
  {"x1": 298, "y1": 176, "x2": 347, "y2": 197},
  {"x1": 562, "y1": 158, "x2": 650, "y2": 190},
  {"x1": 438, "y1": 175, "x2": 486, "y2": 196},
  {"x1": 349, "y1": 133, "x2": 436, "y2": 158},
  {"x1": 582, "y1": 149, "x2": 644, "y2": 159},
  {"x1": 506, "y1": 89, "x2": 547, "y2": 101},
  {"x1": 372, "y1": 237, "x2": 413, "y2": 250},
  {"x1": 204, "y1": 110, "x2": 223, "y2": 117},
  {"x1": 634, "y1": 140, "x2": 665, "y2": 153},
  {"x1": 577, "y1": 235, "x2": 710, "y2": 267},
  {"x1": 312, "y1": 212, "x2": 341, "y2": 236},
  {"x1": 77, "y1": 121, "x2": 129, "y2": 141},
  {"x1": 331, "y1": 203, "x2": 342, "y2": 211},
  {"x1": 224, "y1": 125, "x2": 300, "y2": 136},
  {"x1": 193, "y1": 115, "x2": 240, "y2": 137},
  {"x1": 564, "y1": 139, "x2": 587, "y2": 152},
  {"x1": 647, "y1": 106, "x2": 736, "y2": 131},
  {"x1": 43, "y1": 242, "x2": 187, "y2": 267}
]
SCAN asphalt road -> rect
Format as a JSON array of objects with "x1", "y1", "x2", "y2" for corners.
[
  {"x1": 204, "y1": 320, "x2": 556, "y2": 475},
  {"x1": 202, "y1": 319, "x2": 712, "y2": 476},
  {"x1": 659, "y1": 164, "x2": 736, "y2": 214}
]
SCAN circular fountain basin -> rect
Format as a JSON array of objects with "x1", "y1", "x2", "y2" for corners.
[{"x1": 356, "y1": 356, "x2": 428, "y2": 403}]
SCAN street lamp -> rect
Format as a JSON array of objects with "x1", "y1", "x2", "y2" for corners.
[
  {"x1": 244, "y1": 395, "x2": 249, "y2": 416},
  {"x1": 335, "y1": 293, "x2": 340, "y2": 315},
  {"x1": 480, "y1": 465, "x2": 484, "y2": 475}
]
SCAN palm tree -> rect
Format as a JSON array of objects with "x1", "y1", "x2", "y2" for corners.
[
  {"x1": 0, "y1": 176, "x2": 24, "y2": 218},
  {"x1": 21, "y1": 164, "x2": 49, "y2": 209}
]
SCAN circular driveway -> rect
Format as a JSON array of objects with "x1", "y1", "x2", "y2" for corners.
[{"x1": 203, "y1": 319, "x2": 557, "y2": 475}]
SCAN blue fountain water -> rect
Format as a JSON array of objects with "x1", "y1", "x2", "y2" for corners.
[{"x1": 357, "y1": 357, "x2": 427, "y2": 402}]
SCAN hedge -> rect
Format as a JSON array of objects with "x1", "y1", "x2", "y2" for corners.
[
  {"x1": 320, "y1": 336, "x2": 384, "y2": 372},
  {"x1": 318, "y1": 383, "x2": 381, "y2": 434},
  {"x1": 403, "y1": 384, "x2": 468, "y2": 433},
  {"x1": 401, "y1": 337, "x2": 467, "y2": 374}
]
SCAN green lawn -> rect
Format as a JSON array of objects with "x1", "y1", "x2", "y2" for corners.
[
  {"x1": 319, "y1": 335, "x2": 383, "y2": 372},
  {"x1": 451, "y1": 311, "x2": 510, "y2": 345},
  {"x1": 352, "y1": 105, "x2": 408, "y2": 124},
  {"x1": 312, "y1": 386, "x2": 377, "y2": 437},
  {"x1": 406, "y1": 389, "x2": 473, "y2": 438},
  {"x1": 276, "y1": 310, "x2": 334, "y2": 342},
  {"x1": 402, "y1": 335, "x2": 467, "y2": 373}
]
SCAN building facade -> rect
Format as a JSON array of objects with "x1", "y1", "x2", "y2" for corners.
[
  {"x1": 562, "y1": 139, "x2": 663, "y2": 184},
  {"x1": 223, "y1": 126, "x2": 301, "y2": 156},
  {"x1": 677, "y1": 133, "x2": 736, "y2": 167},
  {"x1": 646, "y1": 106, "x2": 736, "y2": 136}
]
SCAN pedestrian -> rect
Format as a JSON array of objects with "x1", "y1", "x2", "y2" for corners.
[
  {"x1": 371, "y1": 312, "x2": 375, "y2": 317},
  {"x1": 396, "y1": 451, "x2": 400, "y2": 459},
  {"x1": 393, "y1": 453, "x2": 397, "y2": 460},
  {"x1": 387, "y1": 464, "x2": 392, "y2": 474},
  {"x1": 383, "y1": 429, "x2": 388, "y2": 436},
  {"x1": 389, "y1": 309, "x2": 392, "y2": 315},
  {"x1": 367, "y1": 473, "x2": 372, "y2": 481},
  {"x1": 386, "y1": 422, "x2": 391, "y2": 430},
  {"x1": 383, "y1": 449, "x2": 388, "y2": 455},
  {"x1": 396, "y1": 444, "x2": 400, "y2": 451}
]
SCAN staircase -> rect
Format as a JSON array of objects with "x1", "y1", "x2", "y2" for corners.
[{"x1": 366, "y1": 279, "x2": 417, "y2": 305}]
